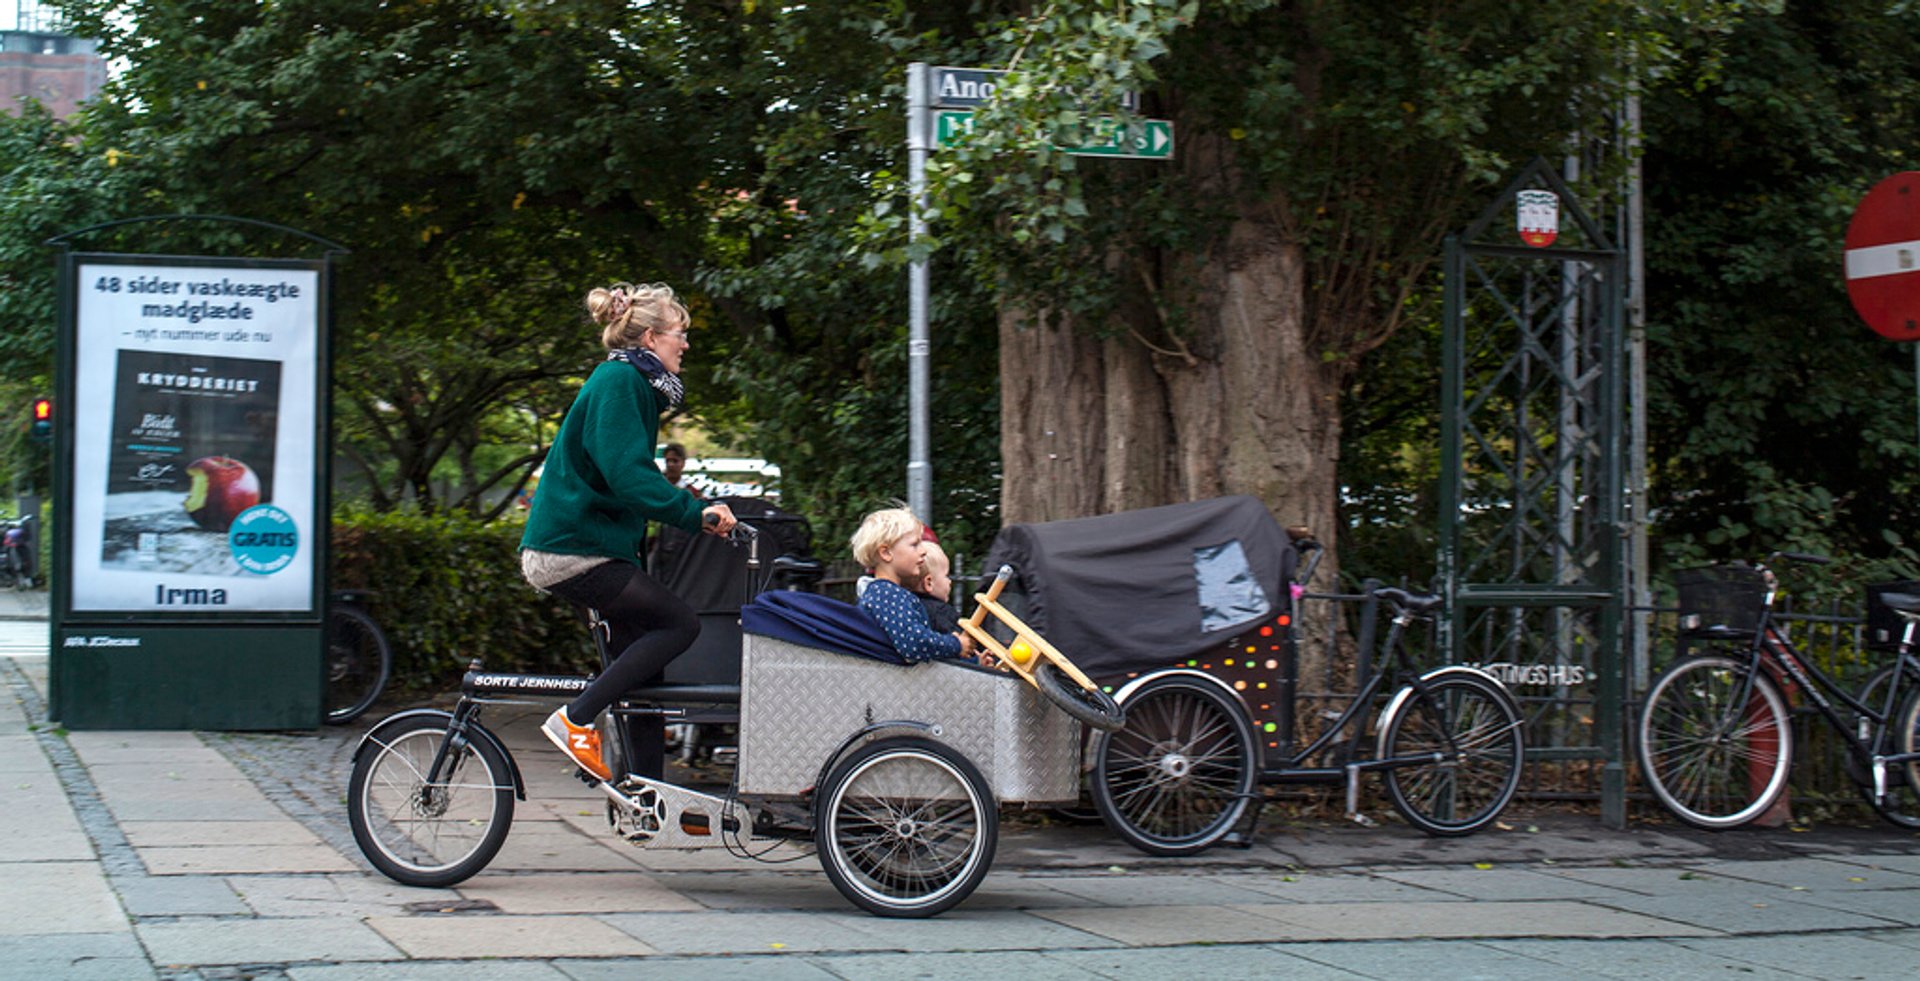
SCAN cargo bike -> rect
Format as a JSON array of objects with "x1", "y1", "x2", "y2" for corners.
[
  {"x1": 976, "y1": 496, "x2": 1528, "y2": 856},
  {"x1": 345, "y1": 520, "x2": 1124, "y2": 918}
]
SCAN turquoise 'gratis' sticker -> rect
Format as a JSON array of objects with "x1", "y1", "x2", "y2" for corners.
[{"x1": 229, "y1": 504, "x2": 298, "y2": 574}]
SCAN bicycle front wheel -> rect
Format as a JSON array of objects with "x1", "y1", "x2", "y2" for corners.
[
  {"x1": 1033, "y1": 660, "x2": 1126, "y2": 732},
  {"x1": 1379, "y1": 672, "x2": 1525, "y2": 836},
  {"x1": 348, "y1": 713, "x2": 515, "y2": 887},
  {"x1": 326, "y1": 606, "x2": 392, "y2": 725},
  {"x1": 1637, "y1": 655, "x2": 1791, "y2": 830},
  {"x1": 816, "y1": 736, "x2": 996, "y2": 918},
  {"x1": 1091, "y1": 675, "x2": 1256, "y2": 856}
]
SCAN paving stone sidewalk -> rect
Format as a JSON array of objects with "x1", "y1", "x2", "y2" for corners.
[{"x1": 4, "y1": 618, "x2": 1920, "y2": 979}]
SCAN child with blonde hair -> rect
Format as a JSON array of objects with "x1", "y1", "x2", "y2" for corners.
[
  {"x1": 913, "y1": 540, "x2": 963, "y2": 635},
  {"x1": 851, "y1": 507, "x2": 974, "y2": 663}
]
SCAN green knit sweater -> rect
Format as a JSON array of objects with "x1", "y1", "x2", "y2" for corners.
[{"x1": 520, "y1": 361, "x2": 705, "y2": 563}]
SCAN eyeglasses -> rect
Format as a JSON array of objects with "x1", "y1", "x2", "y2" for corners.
[{"x1": 652, "y1": 328, "x2": 690, "y2": 342}]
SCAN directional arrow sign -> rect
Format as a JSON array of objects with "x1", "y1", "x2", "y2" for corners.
[{"x1": 935, "y1": 111, "x2": 1174, "y2": 161}]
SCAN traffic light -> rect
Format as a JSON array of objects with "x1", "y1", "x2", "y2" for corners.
[{"x1": 28, "y1": 398, "x2": 50, "y2": 444}]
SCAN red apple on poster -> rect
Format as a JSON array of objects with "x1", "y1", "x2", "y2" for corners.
[{"x1": 183, "y1": 456, "x2": 261, "y2": 532}]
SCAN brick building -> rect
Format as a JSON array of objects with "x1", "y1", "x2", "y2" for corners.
[{"x1": 2, "y1": 25, "x2": 105, "y2": 120}]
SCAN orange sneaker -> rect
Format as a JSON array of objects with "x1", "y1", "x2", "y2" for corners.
[{"x1": 541, "y1": 707, "x2": 611, "y2": 782}]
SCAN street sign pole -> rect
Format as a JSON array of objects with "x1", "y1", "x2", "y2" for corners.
[
  {"x1": 906, "y1": 64, "x2": 1170, "y2": 525},
  {"x1": 906, "y1": 62, "x2": 932, "y2": 523}
]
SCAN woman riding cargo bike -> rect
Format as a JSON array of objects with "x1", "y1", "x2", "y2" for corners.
[{"x1": 515, "y1": 282, "x2": 736, "y2": 782}]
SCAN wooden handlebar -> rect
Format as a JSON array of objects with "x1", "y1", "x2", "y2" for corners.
[{"x1": 965, "y1": 564, "x2": 1013, "y2": 629}]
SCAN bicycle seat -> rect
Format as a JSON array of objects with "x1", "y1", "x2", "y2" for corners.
[
  {"x1": 769, "y1": 555, "x2": 826, "y2": 584},
  {"x1": 1683, "y1": 624, "x2": 1756, "y2": 641},
  {"x1": 619, "y1": 682, "x2": 741, "y2": 705},
  {"x1": 1879, "y1": 592, "x2": 1920, "y2": 614}
]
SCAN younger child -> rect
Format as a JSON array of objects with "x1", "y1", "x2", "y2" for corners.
[
  {"x1": 851, "y1": 507, "x2": 974, "y2": 663},
  {"x1": 914, "y1": 540, "x2": 963, "y2": 635}
]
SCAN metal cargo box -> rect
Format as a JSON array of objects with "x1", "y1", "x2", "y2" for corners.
[{"x1": 736, "y1": 632, "x2": 1081, "y2": 804}]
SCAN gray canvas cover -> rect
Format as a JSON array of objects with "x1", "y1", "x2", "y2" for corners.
[{"x1": 979, "y1": 496, "x2": 1296, "y2": 676}]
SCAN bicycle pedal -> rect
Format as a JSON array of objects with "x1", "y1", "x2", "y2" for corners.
[{"x1": 679, "y1": 811, "x2": 741, "y2": 836}]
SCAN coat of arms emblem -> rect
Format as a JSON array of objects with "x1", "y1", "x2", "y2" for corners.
[{"x1": 1516, "y1": 189, "x2": 1559, "y2": 248}]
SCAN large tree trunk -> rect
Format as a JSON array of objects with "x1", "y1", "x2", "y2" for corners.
[
  {"x1": 997, "y1": 213, "x2": 1343, "y2": 684},
  {"x1": 997, "y1": 220, "x2": 1339, "y2": 544}
]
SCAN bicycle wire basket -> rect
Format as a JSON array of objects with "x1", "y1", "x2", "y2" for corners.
[
  {"x1": 1675, "y1": 565, "x2": 1768, "y2": 640},
  {"x1": 1865, "y1": 581, "x2": 1920, "y2": 652}
]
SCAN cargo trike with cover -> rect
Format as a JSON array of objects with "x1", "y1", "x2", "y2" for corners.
[{"x1": 976, "y1": 495, "x2": 1527, "y2": 855}]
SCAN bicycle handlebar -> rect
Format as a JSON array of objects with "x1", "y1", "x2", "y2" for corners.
[
  {"x1": 1370, "y1": 585, "x2": 1443, "y2": 615},
  {"x1": 1290, "y1": 528, "x2": 1324, "y2": 585},
  {"x1": 702, "y1": 512, "x2": 760, "y2": 544}
]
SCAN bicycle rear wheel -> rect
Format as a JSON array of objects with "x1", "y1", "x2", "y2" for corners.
[
  {"x1": 1379, "y1": 672, "x2": 1524, "y2": 836},
  {"x1": 326, "y1": 605, "x2": 392, "y2": 725},
  {"x1": 1091, "y1": 675, "x2": 1256, "y2": 856},
  {"x1": 1869, "y1": 683, "x2": 1920, "y2": 829},
  {"x1": 348, "y1": 713, "x2": 514, "y2": 887},
  {"x1": 1637, "y1": 654, "x2": 1791, "y2": 829}
]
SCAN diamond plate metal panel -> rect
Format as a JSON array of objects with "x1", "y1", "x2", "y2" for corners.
[{"x1": 737, "y1": 633, "x2": 1081, "y2": 804}]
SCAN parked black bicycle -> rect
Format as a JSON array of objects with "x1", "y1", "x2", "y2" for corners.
[
  {"x1": 1638, "y1": 553, "x2": 1920, "y2": 829},
  {"x1": 1092, "y1": 546, "x2": 1528, "y2": 850},
  {"x1": 0, "y1": 517, "x2": 35, "y2": 590},
  {"x1": 326, "y1": 591, "x2": 392, "y2": 725}
]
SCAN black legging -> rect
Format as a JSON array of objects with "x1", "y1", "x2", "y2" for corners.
[{"x1": 545, "y1": 560, "x2": 699, "y2": 723}]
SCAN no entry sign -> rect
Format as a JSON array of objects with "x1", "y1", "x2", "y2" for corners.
[{"x1": 1845, "y1": 172, "x2": 1920, "y2": 341}]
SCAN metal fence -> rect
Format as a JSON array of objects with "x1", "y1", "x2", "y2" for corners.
[{"x1": 1282, "y1": 581, "x2": 1888, "y2": 816}]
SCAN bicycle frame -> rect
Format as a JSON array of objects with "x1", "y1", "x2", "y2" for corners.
[
  {"x1": 1714, "y1": 588, "x2": 1920, "y2": 801},
  {"x1": 1261, "y1": 606, "x2": 1511, "y2": 804}
]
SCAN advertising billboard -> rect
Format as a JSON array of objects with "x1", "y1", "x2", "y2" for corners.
[{"x1": 66, "y1": 256, "x2": 320, "y2": 614}]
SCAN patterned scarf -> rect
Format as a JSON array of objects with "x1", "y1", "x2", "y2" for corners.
[{"x1": 608, "y1": 347, "x2": 685, "y2": 416}]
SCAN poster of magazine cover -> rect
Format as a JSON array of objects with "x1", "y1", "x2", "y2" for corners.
[{"x1": 97, "y1": 350, "x2": 282, "y2": 575}]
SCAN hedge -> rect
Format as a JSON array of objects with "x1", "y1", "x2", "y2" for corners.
[{"x1": 331, "y1": 507, "x2": 596, "y2": 695}]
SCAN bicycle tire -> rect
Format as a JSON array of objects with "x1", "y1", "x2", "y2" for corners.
[
  {"x1": 348, "y1": 713, "x2": 515, "y2": 887},
  {"x1": 1870, "y1": 686, "x2": 1920, "y2": 830},
  {"x1": 1845, "y1": 666, "x2": 1899, "y2": 790},
  {"x1": 1090, "y1": 675, "x2": 1256, "y2": 856},
  {"x1": 1637, "y1": 654, "x2": 1792, "y2": 830},
  {"x1": 325, "y1": 605, "x2": 392, "y2": 725},
  {"x1": 1033, "y1": 660, "x2": 1126, "y2": 732},
  {"x1": 1835, "y1": 664, "x2": 1912, "y2": 825},
  {"x1": 815, "y1": 735, "x2": 996, "y2": 918},
  {"x1": 1378, "y1": 671, "x2": 1524, "y2": 836}
]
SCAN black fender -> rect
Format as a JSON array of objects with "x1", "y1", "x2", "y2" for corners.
[
  {"x1": 1375, "y1": 665, "x2": 1526, "y2": 760},
  {"x1": 353, "y1": 708, "x2": 526, "y2": 801},
  {"x1": 810, "y1": 719, "x2": 940, "y2": 800}
]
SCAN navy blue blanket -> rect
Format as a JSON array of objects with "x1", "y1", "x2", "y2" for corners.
[{"x1": 741, "y1": 591, "x2": 909, "y2": 665}]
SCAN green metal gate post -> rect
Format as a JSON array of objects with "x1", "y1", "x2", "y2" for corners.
[{"x1": 1438, "y1": 160, "x2": 1630, "y2": 827}]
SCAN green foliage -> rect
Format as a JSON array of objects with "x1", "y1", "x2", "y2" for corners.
[
  {"x1": 0, "y1": 102, "x2": 153, "y2": 371},
  {"x1": 331, "y1": 506, "x2": 591, "y2": 693},
  {"x1": 907, "y1": 0, "x2": 1744, "y2": 367},
  {"x1": 17, "y1": 0, "x2": 1006, "y2": 537},
  {"x1": 1643, "y1": 0, "x2": 1920, "y2": 593}
]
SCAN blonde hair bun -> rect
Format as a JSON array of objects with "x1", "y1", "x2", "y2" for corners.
[{"x1": 586, "y1": 282, "x2": 690, "y2": 349}]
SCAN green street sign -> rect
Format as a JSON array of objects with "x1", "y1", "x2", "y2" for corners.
[{"x1": 935, "y1": 110, "x2": 1174, "y2": 160}]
